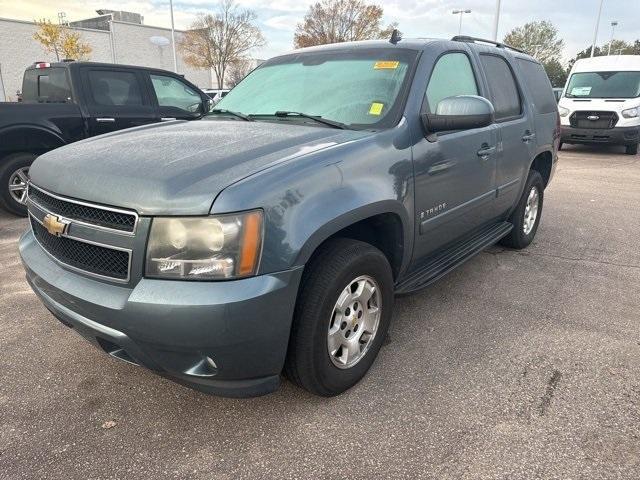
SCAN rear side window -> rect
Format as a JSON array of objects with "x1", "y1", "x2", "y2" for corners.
[
  {"x1": 517, "y1": 59, "x2": 557, "y2": 113},
  {"x1": 88, "y1": 70, "x2": 143, "y2": 106},
  {"x1": 480, "y1": 55, "x2": 522, "y2": 120},
  {"x1": 426, "y1": 52, "x2": 478, "y2": 112},
  {"x1": 22, "y1": 68, "x2": 72, "y2": 103}
]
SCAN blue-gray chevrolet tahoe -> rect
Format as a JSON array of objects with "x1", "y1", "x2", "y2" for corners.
[{"x1": 19, "y1": 35, "x2": 560, "y2": 397}]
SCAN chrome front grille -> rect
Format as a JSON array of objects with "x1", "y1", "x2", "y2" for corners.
[
  {"x1": 27, "y1": 184, "x2": 137, "y2": 283},
  {"x1": 30, "y1": 217, "x2": 131, "y2": 280},
  {"x1": 28, "y1": 184, "x2": 138, "y2": 234}
]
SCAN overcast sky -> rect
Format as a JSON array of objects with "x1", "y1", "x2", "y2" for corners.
[{"x1": 1, "y1": 0, "x2": 639, "y2": 63}]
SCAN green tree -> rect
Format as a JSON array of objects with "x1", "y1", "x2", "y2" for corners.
[
  {"x1": 543, "y1": 58, "x2": 567, "y2": 87},
  {"x1": 568, "y1": 39, "x2": 638, "y2": 70},
  {"x1": 503, "y1": 20, "x2": 564, "y2": 63}
]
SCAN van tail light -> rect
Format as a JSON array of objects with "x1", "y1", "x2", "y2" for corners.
[{"x1": 35, "y1": 62, "x2": 50, "y2": 69}]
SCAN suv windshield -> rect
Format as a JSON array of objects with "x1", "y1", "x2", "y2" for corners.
[
  {"x1": 215, "y1": 48, "x2": 418, "y2": 129},
  {"x1": 565, "y1": 71, "x2": 640, "y2": 99}
]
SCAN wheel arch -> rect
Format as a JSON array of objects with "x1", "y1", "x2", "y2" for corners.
[
  {"x1": 295, "y1": 201, "x2": 411, "y2": 281},
  {"x1": 0, "y1": 125, "x2": 66, "y2": 160},
  {"x1": 529, "y1": 149, "x2": 553, "y2": 187}
]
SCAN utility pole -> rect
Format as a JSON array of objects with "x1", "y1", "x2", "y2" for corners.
[
  {"x1": 607, "y1": 21, "x2": 618, "y2": 55},
  {"x1": 452, "y1": 9, "x2": 472, "y2": 36},
  {"x1": 590, "y1": 0, "x2": 604, "y2": 57},
  {"x1": 492, "y1": 0, "x2": 501, "y2": 41},
  {"x1": 169, "y1": 0, "x2": 178, "y2": 73}
]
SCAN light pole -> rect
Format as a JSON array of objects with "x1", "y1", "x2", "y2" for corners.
[
  {"x1": 492, "y1": 0, "x2": 502, "y2": 41},
  {"x1": 590, "y1": 0, "x2": 604, "y2": 57},
  {"x1": 452, "y1": 9, "x2": 472, "y2": 36},
  {"x1": 169, "y1": 0, "x2": 178, "y2": 73},
  {"x1": 607, "y1": 21, "x2": 618, "y2": 55}
]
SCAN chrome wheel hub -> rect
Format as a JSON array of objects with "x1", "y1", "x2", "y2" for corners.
[
  {"x1": 523, "y1": 186, "x2": 539, "y2": 235},
  {"x1": 8, "y1": 166, "x2": 29, "y2": 205},
  {"x1": 327, "y1": 275, "x2": 381, "y2": 369}
]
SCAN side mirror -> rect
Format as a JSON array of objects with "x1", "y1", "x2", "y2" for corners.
[{"x1": 422, "y1": 95, "x2": 495, "y2": 133}]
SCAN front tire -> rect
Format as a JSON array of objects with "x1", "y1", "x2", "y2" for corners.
[
  {"x1": 0, "y1": 152, "x2": 36, "y2": 216},
  {"x1": 626, "y1": 143, "x2": 638, "y2": 155},
  {"x1": 285, "y1": 238, "x2": 394, "y2": 396},
  {"x1": 500, "y1": 170, "x2": 544, "y2": 250}
]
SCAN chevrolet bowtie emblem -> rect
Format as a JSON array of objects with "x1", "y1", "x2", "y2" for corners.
[{"x1": 43, "y1": 214, "x2": 69, "y2": 237}]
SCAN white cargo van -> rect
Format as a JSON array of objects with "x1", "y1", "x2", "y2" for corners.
[{"x1": 559, "y1": 55, "x2": 640, "y2": 154}]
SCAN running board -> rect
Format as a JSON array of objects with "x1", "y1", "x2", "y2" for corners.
[{"x1": 395, "y1": 222, "x2": 513, "y2": 295}]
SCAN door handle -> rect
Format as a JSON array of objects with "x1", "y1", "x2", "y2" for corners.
[
  {"x1": 477, "y1": 145, "x2": 496, "y2": 160},
  {"x1": 161, "y1": 117, "x2": 177, "y2": 122},
  {"x1": 96, "y1": 117, "x2": 115, "y2": 123},
  {"x1": 522, "y1": 132, "x2": 536, "y2": 143}
]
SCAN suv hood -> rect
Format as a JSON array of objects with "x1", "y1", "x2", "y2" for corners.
[{"x1": 30, "y1": 119, "x2": 370, "y2": 215}]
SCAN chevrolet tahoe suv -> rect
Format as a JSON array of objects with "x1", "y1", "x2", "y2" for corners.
[{"x1": 19, "y1": 36, "x2": 559, "y2": 397}]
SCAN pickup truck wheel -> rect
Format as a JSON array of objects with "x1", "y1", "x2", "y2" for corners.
[
  {"x1": 0, "y1": 152, "x2": 36, "y2": 216},
  {"x1": 500, "y1": 170, "x2": 544, "y2": 250},
  {"x1": 626, "y1": 143, "x2": 638, "y2": 155},
  {"x1": 285, "y1": 238, "x2": 394, "y2": 396}
]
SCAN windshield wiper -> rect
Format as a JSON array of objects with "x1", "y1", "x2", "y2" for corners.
[
  {"x1": 209, "y1": 108, "x2": 254, "y2": 122},
  {"x1": 271, "y1": 111, "x2": 348, "y2": 129}
]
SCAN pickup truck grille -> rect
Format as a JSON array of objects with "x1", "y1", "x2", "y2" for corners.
[
  {"x1": 28, "y1": 185, "x2": 137, "y2": 233},
  {"x1": 30, "y1": 217, "x2": 130, "y2": 280},
  {"x1": 569, "y1": 111, "x2": 618, "y2": 129}
]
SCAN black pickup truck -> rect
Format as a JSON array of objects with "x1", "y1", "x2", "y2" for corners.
[{"x1": 0, "y1": 61, "x2": 211, "y2": 215}]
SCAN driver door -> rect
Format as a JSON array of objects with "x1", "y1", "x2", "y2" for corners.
[
  {"x1": 412, "y1": 50, "x2": 499, "y2": 262},
  {"x1": 147, "y1": 73, "x2": 207, "y2": 121}
]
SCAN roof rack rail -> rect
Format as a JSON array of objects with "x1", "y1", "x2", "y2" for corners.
[{"x1": 451, "y1": 35, "x2": 527, "y2": 55}]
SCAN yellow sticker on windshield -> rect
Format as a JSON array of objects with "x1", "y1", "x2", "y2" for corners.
[
  {"x1": 369, "y1": 102, "x2": 384, "y2": 115},
  {"x1": 374, "y1": 61, "x2": 399, "y2": 69}
]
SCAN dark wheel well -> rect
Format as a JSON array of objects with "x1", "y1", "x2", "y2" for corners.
[
  {"x1": 0, "y1": 127, "x2": 65, "y2": 161},
  {"x1": 322, "y1": 213, "x2": 404, "y2": 280},
  {"x1": 530, "y1": 151, "x2": 553, "y2": 188}
]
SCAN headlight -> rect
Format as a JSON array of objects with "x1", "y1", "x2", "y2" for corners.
[
  {"x1": 621, "y1": 107, "x2": 639, "y2": 118},
  {"x1": 558, "y1": 106, "x2": 570, "y2": 117},
  {"x1": 145, "y1": 210, "x2": 263, "y2": 280}
]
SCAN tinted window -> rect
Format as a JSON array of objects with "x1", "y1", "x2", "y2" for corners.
[
  {"x1": 22, "y1": 68, "x2": 72, "y2": 103},
  {"x1": 88, "y1": 70, "x2": 143, "y2": 106},
  {"x1": 150, "y1": 74, "x2": 202, "y2": 112},
  {"x1": 517, "y1": 59, "x2": 557, "y2": 113},
  {"x1": 426, "y1": 53, "x2": 478, "y2": 112},
  {"x1": 480, "y1": 55, "x2": 521, "y2": 120}
]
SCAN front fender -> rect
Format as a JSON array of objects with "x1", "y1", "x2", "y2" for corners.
[{"x1": 211, "y1": 123, "x2": 415, "y2": 276}]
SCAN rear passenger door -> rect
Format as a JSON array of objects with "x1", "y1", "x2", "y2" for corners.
[
  {"x1": 82, "y1": 67, "x2": 157, "y2": 136},
  {"x1": 477, "y1": 52, "x2": 533, "y2": 215}
]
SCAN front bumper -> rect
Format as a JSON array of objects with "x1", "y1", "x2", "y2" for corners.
[
  {"x1": 561, "y1": 125, "x2": 640, "y2": 146},
  {"x1": 19, "y1": 230, "x2": 303, "y2": 397}
]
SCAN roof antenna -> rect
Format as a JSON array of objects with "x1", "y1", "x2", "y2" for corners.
[{"x1": 389, "y1": 29, "x2": 402, "y2": 45}]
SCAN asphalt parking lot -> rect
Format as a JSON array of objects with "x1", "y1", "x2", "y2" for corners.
[{"x1": 1, "y1": 145, "x2": 639, "y2": 480}]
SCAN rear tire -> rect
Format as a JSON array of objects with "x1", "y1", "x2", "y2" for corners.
[
  {"x1": 626, "y1": 143, "x2": 638, "y2": 155},
  {"x1": 285, "y1": 238, "x2": 394, "y2": 396},
  {"x1": 0, "y1": 152, "x2": 36, "y2": 217},
  {"x1": 500, "y1": 170, "x2": 544, "y2": 250}
]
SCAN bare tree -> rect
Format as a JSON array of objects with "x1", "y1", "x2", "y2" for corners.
[
  {"x1": 226, "y1": 59, "x2": 253, "y2": 87},
  {"x1": 294, "y1": 0, "x2": 397, "y2": 48},
  {"x1": 179, "y1": 0, "x2": 265, "y2": 89}
]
